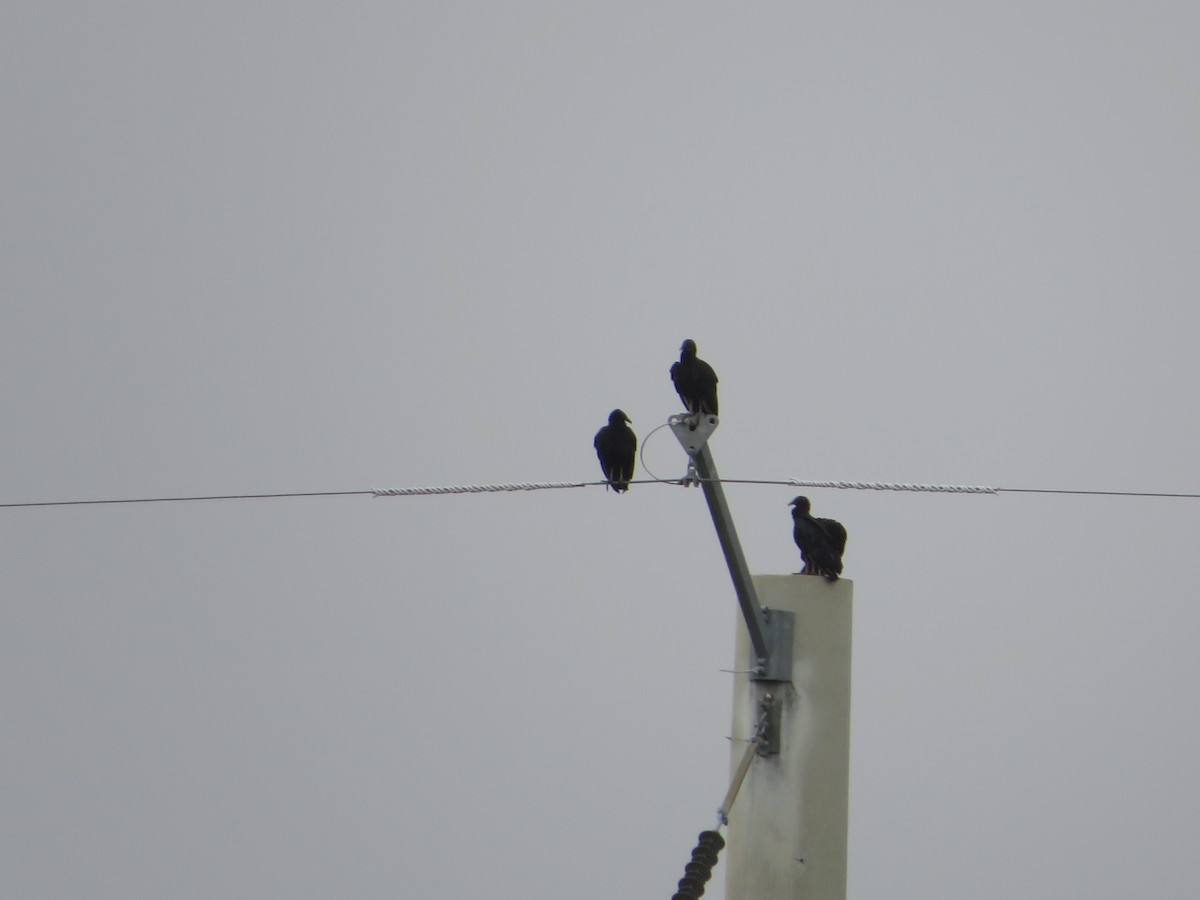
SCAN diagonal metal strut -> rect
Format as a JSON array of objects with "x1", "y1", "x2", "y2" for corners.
[{"x1": 670, "y1": 416, "x2": 793, "y2": 682}]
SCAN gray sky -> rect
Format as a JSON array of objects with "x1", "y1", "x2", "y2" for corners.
[{"x1": 4, "y1": 3, "x2": 1200, "y2": 898}]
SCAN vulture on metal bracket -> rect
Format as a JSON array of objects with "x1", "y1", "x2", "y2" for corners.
[{"x1": 670, "y1": 339, "x2": 719, "y2": 417}]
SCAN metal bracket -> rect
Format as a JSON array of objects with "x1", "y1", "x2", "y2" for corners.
[
  {"x1": 671, "y1": 418, "x2": 795, "y2": 686},
  {"x1": 756, "y1": 691, "x2": 782, "y2": 756},
  {"x1": 668, "y1": 413, "x2": 720, "y2": 457},
  {"x1": 752, "y1": 608, "x2": 794, "y2": 683}
]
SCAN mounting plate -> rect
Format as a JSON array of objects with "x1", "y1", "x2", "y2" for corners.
[
  {"x1": 757, "y1": 691, "x2": 782, "y2": 756},
  {"x1": 668, "y1": 413, "x2": 720, "y2": 456},
  {"x1": 751, "y1": 608, "x2": 794, "y2": 683}
]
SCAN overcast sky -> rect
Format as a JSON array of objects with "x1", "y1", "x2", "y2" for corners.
[{"x1": 4, "y1": 4, "x2": 1200, "y2": 898}]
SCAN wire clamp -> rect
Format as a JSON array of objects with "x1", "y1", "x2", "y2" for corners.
[{"x1": 681, "y1": 457, "x2": 701, "y2": 487}]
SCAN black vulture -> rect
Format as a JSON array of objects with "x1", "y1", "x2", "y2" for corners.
[
  {"x1": 670, "y1": 339, "x2": 719, "y2": 416},
  {"x1": 594, "y1": 409, "x2": 637, "y2": 492},
  {"x1": 790, "y1": 496, "x2": 848, "y2": 581}
]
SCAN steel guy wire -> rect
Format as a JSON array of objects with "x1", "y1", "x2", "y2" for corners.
[{"x1": 4, "y1": 479, "x2": 1200, "y2": 510}]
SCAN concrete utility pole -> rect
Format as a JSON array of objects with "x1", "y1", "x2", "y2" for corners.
[
  {"x1": 667, "y1": 415, "x2": 852, "y2": 899},
  {"x1": 725, "y1": 575, "x2": 853, "y2": 900}
]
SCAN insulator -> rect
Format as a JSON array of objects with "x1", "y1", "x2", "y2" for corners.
[
  {"x1": 685, "y1": 861, "x2": 712, "y2": 878},
  {"x1": 696, "y1": 832, "x2": 724, "y2": 853},
  {"x1": 670, "y1": 830, "x2": 725, "y2": 899}
]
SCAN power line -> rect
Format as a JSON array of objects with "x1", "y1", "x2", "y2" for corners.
[
  {"x1": 998, "y1": 487, "x2": 1200, "y2": 499},
  {"x1": 787, "y1": 480, "x2": 1200, "y2": 499},
  {"x1": 2, "y1": 478, "x2": 1199, "y2": 511},
  {"x1": 750, "y1": 478, "x2": 998, "y2": 494},
  {"x1": 373, "y1": 480, "x2": 598, "y2": 497},
  {"x1": 0, "y1": 489, "x2": 375, "y2": 509}
]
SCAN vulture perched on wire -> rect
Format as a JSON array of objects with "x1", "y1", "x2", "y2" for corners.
[
  {"x1": 670, "y1": 339, "x2": 719, "y2": 416},
  {"x1": 790, "y1": 496, "x2": 848, "y2": 581},
  {"x1": 594, "y1": 409, "x2": 637, "y2": 492}
]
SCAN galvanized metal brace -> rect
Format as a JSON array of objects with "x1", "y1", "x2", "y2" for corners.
[{"x1": 669, "y1": 414, "x2": 794, "y2": 687}]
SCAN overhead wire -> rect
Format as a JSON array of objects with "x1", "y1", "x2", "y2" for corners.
[
  {"x1": 2, "y1": 479, "x2": 1199, "y2": 510},
  {"x1": 7, "y1": 404, "x2": 1197, "y2": 509},
  {"x1": 636, "y1": 420, "x2": 687, "y2": 486},
  {"x1": 0, "y1": 489, "x2": 376, "y2": 509}
]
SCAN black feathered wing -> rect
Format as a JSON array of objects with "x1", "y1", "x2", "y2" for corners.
[
  {"x1": 793, "y1": 514, "x2": 843, "y2": 580},
  {"x1": 670, "y1": 359, "x2": 719, "y2": 416},
  {"x1": 670, "y1": 361, "x2": 687, "y2": 409},
  {"x1": 693, "y1": 359, "x2": 718, "y2": 415},
  {"x1": 816, "y1": 517, "x2": 847, "y2": 555},
  {"x1": 814, "y1": 517, "x2": 847, "y2": 579},
  {"x1": 594, "y1": 423, "x2": 637, "y2": 492}
]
